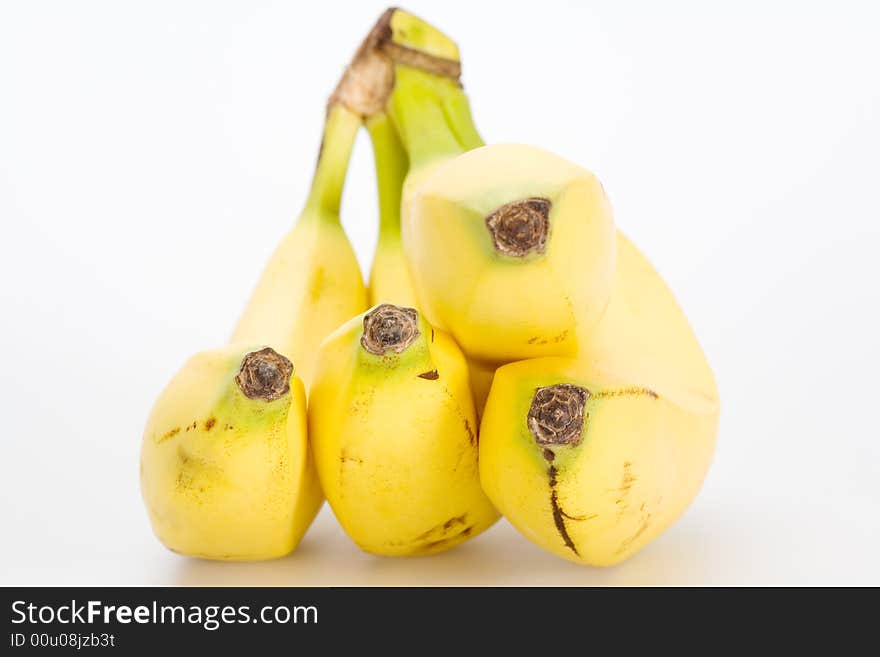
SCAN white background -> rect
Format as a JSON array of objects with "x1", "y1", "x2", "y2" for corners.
[{"x1": 1, "y1": 0, "x2": 878, "y2": 586}]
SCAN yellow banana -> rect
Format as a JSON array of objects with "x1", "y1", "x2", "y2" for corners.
[
  {"x1": 142, "y1": 100, "x2": 365, "y2": 559},
  {"x1": 387, "y1": 66, "x2": 617, "y2": 362},
  {"x1": 232, "y1": 103, "x2": 367, "y2": 387},
  {"x1": 141, "y1": 346, "x2": 316, "y2": 560},
  {"x1": 308, "y1": 303, "x2": 499, "y2": 556},
  {"x1": 479, "y1": 234, "x2": 719, "y2": 566}
]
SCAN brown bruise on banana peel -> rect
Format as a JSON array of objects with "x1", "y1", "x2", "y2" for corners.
[
  {"x1": 401, "y1": 514, "x2": 474, "y2": 552},
  {"x1": 547, "y1": 465, "x2": 581, "y2": 556},
  {"x1": 422, "y1": 526, "x2": 473, "y2": 551},
  {"x1": 528, "y1": 383, "x2": 658, "y2": 557},
  {"x1": 156, "y1": 427, "x2": 180, "y2": 444},
  {"x1": 361, "y1": 304, "x2": 420, "y2": 355},
  {"x1": 527, "y1": 329, "x2": 569, "y2": 345},
  {"x1": 592, "y1": 387, "x2": 659, "y2": 400},
  {"x1": 486, "y1": 198, "x2": 551, "y2": 257},
  {"x1": 235, "y1": 347, "x2": 293, "y2": 402},
  {"x1": 615, "y1": 507, "x2": 653, "y2": 557},
  {"x1": 415, "y1": 514, "x2": 467, "y2": 541},
  {"x1": 527, "y1": 384, "x2": 588, "y2": 556},
  {"x1": 614, "y1": 461, "x2": 637, "y2": 519},
  {"x1": 153, "y1": 416, "x2": 236, "y2": 446},
  {"x1": 328, "y1": 9, "x2": 461, "y2": 119}
]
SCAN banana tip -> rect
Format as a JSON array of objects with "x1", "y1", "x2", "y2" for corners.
[
  {"x1": 235, "y1": 347, "x2": 294, "y2": 401},
  {"x1": 361, "y1": 304, "x2": 420, "y2": 355}
]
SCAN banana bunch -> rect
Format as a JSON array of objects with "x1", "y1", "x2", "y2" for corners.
[{"x1": 141, "y1": 7, "x2": 718, "y2": 567}]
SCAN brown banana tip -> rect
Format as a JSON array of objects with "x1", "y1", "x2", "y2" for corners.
[{"x1": 235, "y1": 347, "x2": 294, "y2": 401}]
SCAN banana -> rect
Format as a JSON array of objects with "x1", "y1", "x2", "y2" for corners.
[
  {"x1": 387, "y1": 66, "x2": 617, "y2": 362},
  {"x1": 232, "y1": 103, "x2": 367, "y2": 387},
  {"x1": 141, "y1": 346, "x2": 317, "y2": 560},
  {"x1": 479, "y1": 234, "x2": 719, "y2": 566},
  {"x1": 142, "y1": 100, "x2": 364, "y2": 559},
  {"x1": 365, "y1": 111, "x2": 418, "y2": 307},
  {"x1": 308, "y1": 303, "x2": 499, "y2": 556}
]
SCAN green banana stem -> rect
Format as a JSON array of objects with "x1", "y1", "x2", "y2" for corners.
[
  {"x1": 387, "y1": 66, "x2": 473, "y2": 171},
  {"x1": 366, "y1": 112, "x2": 408, "y2": 237},
  {"x1": 442, "y1": 89, "x2": 485, "y2": 151},
  {"x1": 303, "y1": 103, "x2": 361, "y2": 217}
]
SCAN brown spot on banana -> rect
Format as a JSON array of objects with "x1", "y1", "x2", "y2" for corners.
[
  {"x1": 463, "y1": 418, "x2": 476, "y2": 446},
  {"x1": 527, "y1": 384, "x2": 596, "y2": 556},
  {"x1": 423, "y1": 526, "x2": 473, "y2": 551},
  {"x1": 614, "y1": 461, "x2": 637, "y2": 519},
  {"x1": 156, "y1": 427, "x2": 180, "y2": 444},
  {"x1": 339, "y1": 449, "x2": 364, "y2": 465},
  {"x1": 615, "y1": 512, "x2": 653, "y2": 557},
  {"x1": 592, "y1": 387, "x2": 659, "y2": 400},
  {"x1": 526, "y1": 330, "x2": 569, "y2": 346},
  {"x1": 443, "y1": 516, "x2": 467, "y2": 530},
  {"x1": 548, "y1": 465, "x2": 579, "y2": 557},
  {"x1": 414, "y1": 514, "x2": 468, "y2": 542}
]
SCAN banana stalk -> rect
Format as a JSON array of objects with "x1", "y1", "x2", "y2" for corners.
[{"x1": 366, "y1": 112, "x2": 417, "y2": 306}]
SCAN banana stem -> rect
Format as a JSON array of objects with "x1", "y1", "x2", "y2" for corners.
[
  {"x1": 366, "y1": 112, "x2": 408, "y2": 237},
  {"x1": 387, "y1": 66, "x2": 469, "y2": 171},
  {"x1": 442, "y1": 90, "x2": 485, "y2": 151},
  {"x1": 304, "y1": 103, "x2": 361, "y2": 216}
]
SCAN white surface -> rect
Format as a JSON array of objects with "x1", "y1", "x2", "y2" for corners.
[{"x1": 1, "y1": 0, "x2": 878, "y2": 586}]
